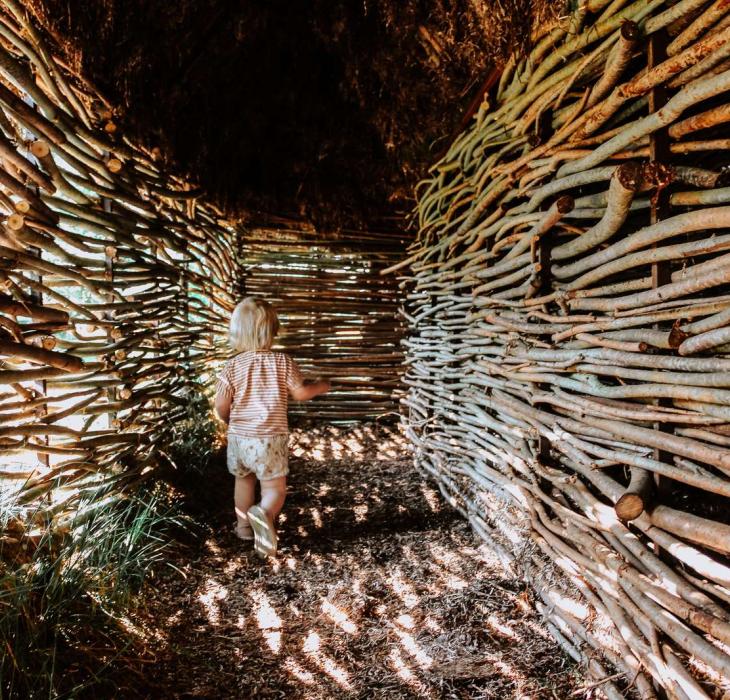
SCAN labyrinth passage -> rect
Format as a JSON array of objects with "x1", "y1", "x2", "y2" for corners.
[
  {"x1": 119, "y1": 426, "x2": 581, "y2": 700},
  {"x1": 3, "y1": 0, "x2": 730, "y2": 698}
]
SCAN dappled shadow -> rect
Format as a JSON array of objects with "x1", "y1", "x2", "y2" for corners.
[
  {"x1": 282, "y1": 456, "x2": 461, "y2": 552},
  {"x1": 163, "y1": 422, "x2": 456, "y2": 550},
  {"x1": 109, "y1": 423, "x2": 579, "y2": 699}
]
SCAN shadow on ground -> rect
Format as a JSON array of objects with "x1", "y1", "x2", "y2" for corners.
[{"x1": 105, "y1": 423, "x2": 580, "y2": 699}]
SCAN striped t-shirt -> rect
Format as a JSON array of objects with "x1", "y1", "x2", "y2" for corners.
[{"x1": 215, "y1": 351, "x2": 304, "y2": 437}]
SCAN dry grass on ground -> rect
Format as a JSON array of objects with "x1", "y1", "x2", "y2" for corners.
[{"x1": 110, "y1": 423, "x2": 582, "y2": 699}]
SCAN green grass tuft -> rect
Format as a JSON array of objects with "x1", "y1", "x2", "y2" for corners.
[
  {"x1": 0, "y1": 483, "x2": 186, "y2": 699},
  {"x1": 165, "y1": 388, "x2": 221, "y2": 475}
]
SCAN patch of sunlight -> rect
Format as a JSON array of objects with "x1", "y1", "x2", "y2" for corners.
[
  {"x1": 387, "y1": 571, "x2": 420, "y2": 609},
  {"x1": 321, "y1": 599, "x2": 357, "y2": 634},
  {"x1": 345, "y1": 437, "x2": 364, "y2": 454},
  {"x1": 353, "y1": 503, "x2": 368, "y2": 522},
  {"x1": 302, "y1": 631, "x2": 353, "y2": 689},
  {"x1": 665, "y1": 541, "x2": 730, "y2": 586},
  {"x1": 298, "y1": 526, "x2": 309, "y2": 537},
  {"x1": 330, "y1": 440, "x2": 344, "y2": 459},
  {"x1": 688, "y1": 652, "x2": 727, "y2": 688},
  {"x1": 317, "y1": 483, "x2": 332, "y2": 496},
  {"x1": 284, "y1": 658, "x2": 315, "y2": 684},
  {"x1": 394, "y1": 613, "x2": 415, "y2": 629},
  {"x1": 318, "y1": 655, "x2": 352, "y2": 688},
  {"x1": 428, "y1": 543, "x2": 464, "y2": 569},
  {"x1": 198, "y1": 578, "x2": 228, "y2": 625},
  {"x1": 445, "y1": 574, "x2": 468, "y2": 590},
  {"x1": 286, "y1": 557, "x2": 297, "y2": 570},
  {"x1": 114, "y1": 613, "x2": 147, "y2": 638},
  {"x1": 427, "y1": 551, "x2": 468, "y2": 590},
  {"x1": 310, "y1": 508, "x2": 323, "y2": 528},
  {"x1": 486, "y1": 614, "x2": 519, "y2": 640},
  {"x1": 389, "y1": 648, "x2": 430, "y2": 696},
  {"x1": 493, "y1": 659, "x2": 526, "y2": 684},
  {"x1": 392, "y1": 626, "x2": 433, "y2": 669},
  {"x1": 492, "y1": 515, "x2": 527, "y2": 546},
  {"x1": 545, "y1": 591, "x2": 589, "y2": 620},
  {"x1": 167, "y1": 610, "x2": 183, "y2": 626},
  {"x1": 204, "y1": 539, "x2": 222, "y2": 555},
  {"x1": 224, "y1": 560, "x2": 241, "y2": 575},
  {"x1": 555, "y1": 553, "x2": 581, "y2": 577},
  {"x1": 467, "y1": 543, "x2": 502, "y2": 567},
  {"x1": 251, "y1": 590, "x2": 283, "y2": 654},
  {"x1": 263, "y1": 631, "x2": 282, "y2": 654},
  {"x1": 303, "y1": 630, "x2": 321, "y2": 653},
  {"x1": 420, "y1": 485, "x2": 441, "y2": 512},
  {"x1": 424, "y1": 616, "x2": 442, "y2": 633}
]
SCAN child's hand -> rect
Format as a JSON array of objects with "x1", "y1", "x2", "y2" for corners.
[{"x1": 291, "y1": 377, "x2": 331, "y2": 401}]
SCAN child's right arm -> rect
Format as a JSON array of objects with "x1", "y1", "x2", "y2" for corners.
[
  {"x1": 290, "y1": 378, "x2": 331, "y2": 402},
  {"x1": 287, "y1": 355, "x2": 330, "y2": 402},
  {"x1": 214, "y1": 360, "x2": 234, "y2": 423},
  {"x1": 214, "y1": 391, "x2": 232, "y2": 423}
]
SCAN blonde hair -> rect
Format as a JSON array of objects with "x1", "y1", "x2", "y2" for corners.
[{"x1": 229, "y1": 297, "x2": 280, "y2": 352}]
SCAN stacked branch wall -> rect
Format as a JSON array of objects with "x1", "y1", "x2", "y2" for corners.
[{"x1": 402, "y1": 0, "x2": 730, "y2": 695}]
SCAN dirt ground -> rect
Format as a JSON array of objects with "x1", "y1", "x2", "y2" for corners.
[{"x1": 112, "y1": 423, "x2": 582, "y2": 699}]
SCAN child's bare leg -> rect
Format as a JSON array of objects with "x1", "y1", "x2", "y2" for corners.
[
  {"x1": 260, "y1": 476, "x2": 287, "y2": 521},
  {"x1": 234, "y1": 474, "x2": 256, "y2": 528}
]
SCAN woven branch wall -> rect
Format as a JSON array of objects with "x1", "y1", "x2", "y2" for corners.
[
  {"x1": 0, "y1": 3, "x2": 406, "y2": 530},
  {"x1": 402, "y1": 0, "x2": 730, "y2": 695},
  {"x1": 240, "y1": 222, "x2": 406, "y2": 422},
  {"x1": 0, "y1": 1, "x2": 237, "y2": 514}
]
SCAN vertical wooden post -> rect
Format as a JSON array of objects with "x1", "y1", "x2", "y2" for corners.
[
  {"x1": 235, "y1": 226, "x2": 247, "y2": 298},
  {"x1": 21, "y1": 98, "x2": 50, "y2": 470},
  {"x1": 27, "y1": 242, "x2": 49, "y2": 469},
  {"x1": 102, "y1": 194, "x2": 117, "y2": 428},
  {"x1": 648, "y1": 29, "x2": 672, "y2": 253},
  {"x1": 537, "y1": 214, "x2": 554, "y2": 468},
  {"x1": 181, "y1": 265, "x2": 191, "y2": 390},
  {"x1": 648, "y1": 29, "x2": 673, "y2": 504}
]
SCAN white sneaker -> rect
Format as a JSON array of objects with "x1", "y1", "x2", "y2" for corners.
[{"x1": 246, "y1": 505, "x2": 278, "y2": 558}]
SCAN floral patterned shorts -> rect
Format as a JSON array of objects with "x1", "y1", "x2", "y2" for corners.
[{"x1": 226, "y1": 433, "x2": 289, "y2": 480}]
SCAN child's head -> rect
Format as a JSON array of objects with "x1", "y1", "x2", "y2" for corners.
[{"x1": 229, "y1": 297, "x2": 279, "y2": 352}]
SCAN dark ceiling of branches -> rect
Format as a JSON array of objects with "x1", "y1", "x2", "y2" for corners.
[{"x1": 29, "y1": 1, "x2": 560, "y2": 228}]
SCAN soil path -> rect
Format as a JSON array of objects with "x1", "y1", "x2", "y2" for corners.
[{"x1": 124, "y1": 424, "x2": 580, "y2": 699}]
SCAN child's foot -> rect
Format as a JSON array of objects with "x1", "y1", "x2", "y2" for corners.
[
  {"x1": 246, "y1": 505, "x2": 278, "y2": 558},
  {"x1": 232, "y1": 521, "x2": 254, "y2": 541}
]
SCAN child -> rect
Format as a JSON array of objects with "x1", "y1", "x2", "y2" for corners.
[{"x1": 214, "y1": 297, "x2": 330, "y2": 557}]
